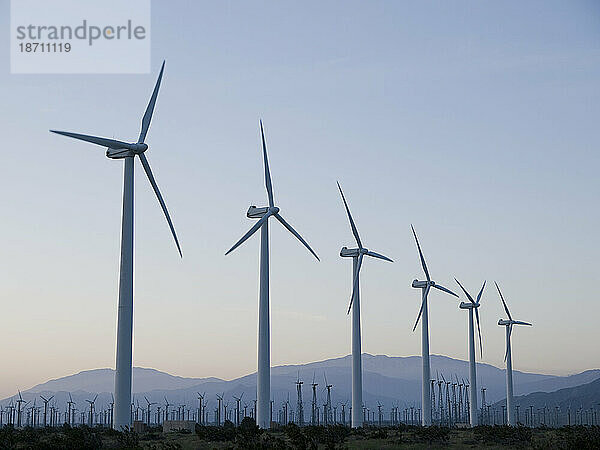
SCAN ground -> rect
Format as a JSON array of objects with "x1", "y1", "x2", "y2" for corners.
[{"x1": 1, "y1": 422, "x2": 599, "y2": 449}]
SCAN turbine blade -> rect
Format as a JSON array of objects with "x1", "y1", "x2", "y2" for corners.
[
  {"x1": 138, "y1": 60, "x2": 165, "y2": 143},
  {"x1": 475, "y1": 307, "x2": 483, "y2": 358},
  {"x1": 347, "y1": 253, "x2": 364, "y2": 314},
  {"x1": 274, "y1": 213, "x2": 319, "y2": 261},
  {"x1": 432, "y1": 283, "x2": 458, "y2": 298},
  {"x1": 495, "y1": 281, "x2": 512, "y2": 320},
  {"x1": 337, "y1": 182, "x2": 362, "y2": 249},
  {"x1": 454, "y1": 278, "x2": 474, "y2": 303},
  {"x1": 365, "y1": 250, "x2": 393, "y2": 263},
  {"x1": 412, "y1": 285, "x2": 431, "y2": 331},
  {"x1": 411, "y1": 225, "x2": 430, "y2": 281},
  {"x1": 50, "y1": 130, "x2": 130, "y2": 149},
  {"x1": 226, "y1": 213, "x2": 270, "y2": 255},
  {"x1": 513, "y1": 320, "x2": 532, "y2": 326},
  {"x1": 260, "y1": 121, "x2": 274, "y2": 208},
  {"x1": 138, "y1": 153, "x2": 182, "y2": 257},
  {"x1": 476, "y1": 280, "x2": 486, "y2": 304}
]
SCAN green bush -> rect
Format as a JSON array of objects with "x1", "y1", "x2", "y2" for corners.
[
  {"x1": 195, "y1": 424, "x2": 236, "y2": 442},
  {"x1": 409, "y1": 425, "x2": 450, "y2": 445},
  {"x1": 474, "y1": 425, "x2": 533, "y2": 446},
  {"x1": 550, "y1": 426, "x2": 600, "y2": 450}
]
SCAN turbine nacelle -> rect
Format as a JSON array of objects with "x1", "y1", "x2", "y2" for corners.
[
  {"x1": 498, "y1": 319, "x2": 532, "y2": 326},
  {"x1": 412, "y1": 279, "x2": 433, "y2": 289},
  {"x1": 459, "y1": 301, "x2": 479, "y2": 309},
  {"x1": 247, "y1": 206, "x2": 270, "y2": 219},
  {"x1": 246, "y1": 205, "x2": 280, "y2": 219},
  {"x1": 106, "y1": 143, "x2": 148, "y2": 159},
  {"x1": 340, "y1": 246, "x2": 360, "y2": 258}
]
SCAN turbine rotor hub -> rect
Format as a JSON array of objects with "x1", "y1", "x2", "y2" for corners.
[
  {"x1": 130, "y1": 143, "x2": 148, "y2": 154},
  {"x1": 269, "y1": 206, "x2": 280, "y2": 215}
]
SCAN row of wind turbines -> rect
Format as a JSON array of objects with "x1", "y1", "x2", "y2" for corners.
[
  {"x1": 7, "y1": 386, "x2": 596, "y2": 430},
  {"x1": 49, "y1": 61, "x2": 532, "y2": 430}
]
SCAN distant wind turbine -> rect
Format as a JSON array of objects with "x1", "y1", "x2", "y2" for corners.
[
  {"x1": 410, "y1": 226, "x2": 458, "y2": 426},
  {"x1": 455, "y1": 278, "x2": 485, "y2": 427},
  {"x1": 337, "y1": 182, "x2": 393, "y2": 427},
  {"x1": 225, "y1": 121, "x2": 319, "y2": 428},
  {"x1": 86, "y1": 394, "x2": 98, "y2": 427},
  {"x1": 495, "y1": 281, "x2": 532, "y2": 426},
  {"x1": 50, "y1": 61, "x2": 182, "y2": 430}
]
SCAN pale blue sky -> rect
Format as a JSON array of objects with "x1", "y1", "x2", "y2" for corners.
[{"x1": 0, "y1": 0, "x2": 599, "y2": 397}]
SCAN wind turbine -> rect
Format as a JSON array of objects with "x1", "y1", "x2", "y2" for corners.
[
  {"x1": 311, "y1": 373, "x2": 318, "y2": 426},
  {"x1": 233, "y1": 393, "x2": 244, "y2": 426},
  {"x1": 144, "y1": 396, "x2": 156, "y2": 426},
  {"x1": 495, "y1": 281, "x2": 532, "y2": 426},
  {"x1": 337, "y1": 182, "x2": 393, "y2": 427},
  {"x1": 164, "y1": 397, "x2": 171, "y2": 424},
  {"x1": 455, "y1": 278, "x2": 485, "y2": 426},
  {"x1": 50, "y1": 61, "x2": 181, "y2": 430},
  {"x1": 197, "y1": 392, "x2": 205, "y2": 425},
  {"x1": 39, "y1": 395, "x2": 53, "y2": 427},
  {"x1": 410, "y1": 225, "x2": 458, "y2": 426},
  {"x1": 86, "y1": 394, "x2": 98, "y2": 427},
  {"x1": 324, "y1": 373, "x2": 334, "y2": 425},
  {"x1": 295, "y1": 373, "x2": 304, "y2": 426},
  {"x1": 16, "y1": 391, "x2": 26, "y2": 428},
  {"x1": 225, "y1": 120, "x2": 319, "y2": 428}
]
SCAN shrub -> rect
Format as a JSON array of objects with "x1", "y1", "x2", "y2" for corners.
[
  {"x1": 550, "y1": 426, "x2": 600, "y2": 450},
  {"x1": 409, "y1": 426, "x2": 450, "y2": 445},
  {"x1": 195, "y1": 424, "x2": 236, "y2": 442},
  {"x1": 474, "y1": 425, "x2": 533, "y2": 446}
]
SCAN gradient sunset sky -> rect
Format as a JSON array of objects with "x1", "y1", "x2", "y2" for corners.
[{"x1": 0, "y1": 0, "x2": 598, "y2": 398}]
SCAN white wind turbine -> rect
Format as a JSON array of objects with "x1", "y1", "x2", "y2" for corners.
[
  {"x1": 454, "y1": 278, "x2": 485, "y2": 427},
  {"x1": 225, "y1": 121, "x2": 319, "y2": 429},
  {"x1": 50, "y1": 61, "x2": 181, "y2": 430},
  {"x1": 337, "y1": 182, "x2": 393, "y2": 428},
  {"x1": 495, "y1": 281, "x2": 532, "y2": 426},
  {"x1": 410, "y1": 226, "x2": 458, "y2": 426}
]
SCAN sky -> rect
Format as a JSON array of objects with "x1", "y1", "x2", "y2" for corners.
[{"x1": 0, "y1": 0, "x2": 599, "y2": 399}]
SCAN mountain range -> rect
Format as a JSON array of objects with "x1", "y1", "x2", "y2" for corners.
[
  {"x1": 493, "y1": 376, "x2": 600, "y2": 412},
  {"x1": 5, "y1": 354, "x2": 598, "y2": 415}
]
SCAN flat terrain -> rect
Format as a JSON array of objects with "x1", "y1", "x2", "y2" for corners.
[{"x1": 1, "y1": 423, "x2": 599, "y2": 449}]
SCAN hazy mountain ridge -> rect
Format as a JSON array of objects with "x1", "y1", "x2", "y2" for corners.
[
  {"x1": 27, "y1": 367, "x2": 222, "y2": 394},
  {"x1": 5, "y1": 355, "x2": 598, "y2": 412},
  {"x1": 493, "y1": 376, "x2": 600, "y2": 411}
]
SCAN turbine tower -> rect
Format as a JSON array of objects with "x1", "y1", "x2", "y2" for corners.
[
  {"x1": 311, "y1": 373, "x2": 318, "y2": 425},
  {"x1": 225, "y1": 120, "x2": 319, "y2": 429},
  {"x1": 337, "y1": 182, "x2": 393, "y2": 428},
  {"x1": 50, "y1": 61, "x2": 181, "y2": 430},
  {"x1": 295, "y1": 374, "x2": 304, "y2": 426},
  {"x1": 495, "y1": 281, "x2": 532, "y2": 426},
  {"x1": 410, "y1": 226, "x2": 458, "y2": 426},
  {"x1": 455, "y1": 278, "x2": 485, "y2": 426}
]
